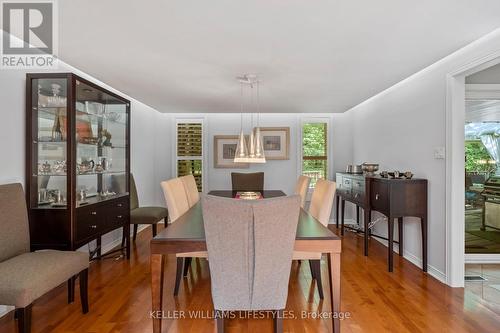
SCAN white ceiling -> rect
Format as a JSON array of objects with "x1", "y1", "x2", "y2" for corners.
[{"x1": 58, "y1": 0, "x2": 500, "y2": 113}]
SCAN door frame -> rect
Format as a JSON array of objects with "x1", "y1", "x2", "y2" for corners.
[{"x1": 446, "y1": 51, "x2": 500, "y2": 287}]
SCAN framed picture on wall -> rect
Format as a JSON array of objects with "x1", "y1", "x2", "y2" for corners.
[
  {"x1": 258, "y1": 127, "x2": 290, "y2": 160},
  {"x1": 214, "y1": 135, "x2": 249, "y2": 168}
]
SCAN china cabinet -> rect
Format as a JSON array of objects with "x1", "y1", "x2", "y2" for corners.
[{"x1": 26, "y1": 73, "x2": 131, "y2": 259}]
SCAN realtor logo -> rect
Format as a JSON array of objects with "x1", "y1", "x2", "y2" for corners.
[{"x1": 0, "y1": 0, "x2": 58, "y2": 68}]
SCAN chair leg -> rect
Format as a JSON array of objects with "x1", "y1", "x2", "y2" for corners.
[
  {"x1": 216, "y1": 310, "x2": 224, "y2": 333},
  {"x1": 174, "y1": 257, "x2": 183, "y2": 296},
  {"x1": 79, "y1": 268, "x2": 89, "y2": 314},
  {"x1": 152, "y1": 223, "x2": 158, "y2": 237},
  {"x1": 133, "y1": 224, "x2": 138, "y2": 242},
  {"x1": 183, "y1": 257, "x2": 192, "y2": 277},
  {"x1": 311, "y1": 260, "x2": 324, "y2": 299},
  {"x1": 67, "y1": 276, "x2": 75, "y2": 303},
  {"x1": 274, "y1": 309, "x2": 283, "y2": 333},
  {"x1": 15, "y1": 304, "x2": 32, "y2": 333},
  {"x1": 164, "y1": 217, "x2": 168, "y2": 228}
]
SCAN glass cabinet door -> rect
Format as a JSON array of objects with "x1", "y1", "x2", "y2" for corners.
[
  {"x1": 31, "y1": 77, "x2": 69, "y2": 209},
  {"x1": 75, "y1": 80, "x2": 128, "y2": 206}
]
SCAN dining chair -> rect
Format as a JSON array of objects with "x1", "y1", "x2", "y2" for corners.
[
  {"x1": 180, "y1": 174, "x2": 200, "y2": 207},
  {"x1": 294, "y1": 175, "x2": 311, "y2": 208},
  {"x1": 202, "y1": 194, "x2": 301, "y2": 333},
  {"x1": 0, "y1": 183, "x2": 89, "y2": 333},
  {"x1": 161, "y1": 177, "x2": 207, "y2": 295},
  {"x1": 231, "y1": 172, "x2": 264, "y2": 192},
  {"x1": 292, "y1": 179, "x2": 336, "y2": 299},
  {"x1": 129, "y1": 174, "x2": 169, "y2": 241}
]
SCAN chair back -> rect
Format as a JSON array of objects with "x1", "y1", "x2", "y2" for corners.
[
  {"x1": 161, "y1": 178, "x2": 190, "y2": 222},
  {"x1": 231, "y1": 172, "x2": 264, "y2": 192},
  {"x1": 294, "y1": 175, "x2": 311, "y2": 208},
  {"x1": 180, "y1": 175, "x2": 200, "y2": 207},
  {"x1": 129, "y1": 174, "x2": 139, "y2": 210},
  {"x1": 202, "y1": 195, "x2": 300, "y2": 311},
  {"x1": 0, "y1": 183, "x2": 30, "y2": 262},
  {"x1": 309, "y1": 179, "x2": 336, "y2": 226}
]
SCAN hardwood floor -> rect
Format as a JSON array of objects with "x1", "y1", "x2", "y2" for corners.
[{"x1": 2, "y1": 225, "x2": 500, "y2": 332}]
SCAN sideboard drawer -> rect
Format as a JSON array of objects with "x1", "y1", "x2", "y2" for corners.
[
  {"x1": 107, "y1": 198, "x2": 129, "y2": 229},
  {"x1": 76, "y1": 206, "x2": 105, "y2": 241},
  {"x1": 371, "y1": 181, "x2": 389, "y2": 212}
]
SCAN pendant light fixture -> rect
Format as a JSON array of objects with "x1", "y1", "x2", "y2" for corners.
[
  {"x1": 233, "y1": 74, "x2": 266, "y2": 164},
  {"x1": 234, "y1": 81, "x2": 250, "y2": 163}
]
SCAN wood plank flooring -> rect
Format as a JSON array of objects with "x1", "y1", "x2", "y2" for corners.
[{"x1": 2, "y1": 225, "x2": 500, "y2": 332}]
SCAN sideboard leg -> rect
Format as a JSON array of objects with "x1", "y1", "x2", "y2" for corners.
[
  {"x1": 421, "y1": 215, "x2": 428, "y2": 272},
  {"x1": 388, "y1": 217, "x2": 394, "y2": 272},
  {"x1": 398, "y1": 217, "x2": 403, "y2": 258}
]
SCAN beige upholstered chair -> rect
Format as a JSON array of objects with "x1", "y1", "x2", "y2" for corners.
[
  {"x1": 202, "y1": 195, "x2": 301, "y2": 333},
  {"x1": 0, "y1": 183, "x2": 89, "y2": 333},
  {"x1": 161, "y1": 177, "x2": 207, "y2": 295},
  {"x1": 294, "y1": 175, "x2": 311, "y2": 208},
  {"x1": 231, "y1": 172, "x2": 264, "y2": 192},
  {"x1": 180, "y1": 174, "x2": 200, "y2": 207},
  {"x1": 292, "y1": 179, "x2": 336, "y2": 299}
]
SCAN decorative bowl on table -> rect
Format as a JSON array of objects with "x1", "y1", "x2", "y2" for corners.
[{"x1": 236, "y1": 191, "x2": 262, "y2": 200}]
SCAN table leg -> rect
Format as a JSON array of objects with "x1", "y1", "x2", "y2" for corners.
[
  {"x1": 364, "y1": 209, "x2": 370, "y2": 256},
  {"x1": 388, "y1": 217, "x2": 394, "y2": 272},
  {"x1": 421, "y1": 215, "x2": 428, "y2": 272},
  {"x1": 151, "y1": 254, "x2": 164, "y2": 333},
  {"x1": 398, "y1": 217, "x2": 403, "y2": 258},
  {"x1": 328, "y1": 252, "x2": 341, "y2": 333},
  {"x1": 341, "y1": 199, "x2": 346, "y2": 236},
  {"x1": 335, "y1": 195, "x2": 340, "y2": 228}
]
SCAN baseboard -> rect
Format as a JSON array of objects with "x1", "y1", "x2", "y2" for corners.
[
  {"x1": 371, "y1": 237, "x2": 447, "y2": 284},
  {"x1": 0, "y1": 305, "x2": 14, "y2": 319},
  {"x1": 100, "y1": 225, "x2": 150, "y2": 255},
  {"x1": 465, "y1": 253, "x2": 500, "y2": 264}
]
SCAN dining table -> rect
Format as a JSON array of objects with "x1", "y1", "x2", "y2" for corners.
[{"x1": 150, "y1": 190, "x2": 342, "y2": 332}]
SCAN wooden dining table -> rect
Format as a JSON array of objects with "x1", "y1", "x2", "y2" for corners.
[{"x1": 150, "y1": 190, "x2": 342, "y2": 332}]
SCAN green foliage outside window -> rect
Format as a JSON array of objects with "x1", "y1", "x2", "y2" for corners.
[
  {"x1": 302, "y1": 123, "x2": 327, "y2": 187},
  {"x1": 465, "y1": 140, "x2": 496, "y2": 173}
]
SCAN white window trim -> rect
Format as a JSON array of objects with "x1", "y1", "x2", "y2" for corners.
[
  {"x1": 173, "y1": 116, "x2": 208, "y2": 192},
  {"x1": 297, "y1": 116, "x2": 332, "y2": 198}
]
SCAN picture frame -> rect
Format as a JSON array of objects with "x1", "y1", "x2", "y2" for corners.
[
  {"x1": 214, "y1": 135, "x2": 250, "y2": 168},
  {"x1": 258, "y1": 127, "x2": 290, "y2": 160}
]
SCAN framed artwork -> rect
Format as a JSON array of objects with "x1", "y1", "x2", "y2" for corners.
[
  {"x1": 214, "y1": 135, "x2": 249, "y2": 168},
  {"x1": 259, "y1": 127, "x2": 290, "y2": 160}
]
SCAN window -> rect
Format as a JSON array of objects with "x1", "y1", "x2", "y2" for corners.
[
  {"x1": 176, "y1": 121, "x2": 203, "y2": 191},
  {"x1": 302, "y1": 122, "x2": 328, "y2": 187}
]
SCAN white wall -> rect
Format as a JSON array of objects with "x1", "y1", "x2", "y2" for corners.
[
  {"x1": 347, "y1": 28, "x2": 500, "y2": 283},
  {"x1": 0, "y1": 59, "x2": 170, "y2": 254}
]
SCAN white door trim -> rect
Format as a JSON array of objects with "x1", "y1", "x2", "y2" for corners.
[{"x1": 446, "y1": 50, "x2": 500, "y2": 288}]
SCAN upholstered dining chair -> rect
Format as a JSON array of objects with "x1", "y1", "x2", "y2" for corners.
[
  {"x1": 180, "y1": 175, "x2": 200, "y2": 207},
  {"x1": 292, "y1": 179, "x2": 336, "y2": 299},
  {"x1": 130, "y1": 174, "x2": 169, "y2": 241},
  {"x1": 231, "y1": 172, "x2": 264, "y2": 192},
  {"x1": 161, "y1": 177, "x2": 207, "y2": 295},
  {"x1": 294, "y1": 175, "x2": 311, "y2": 208},
  {"x1": 202, "y1": 194, "x2": 301, "y2": 333},
  {"x1": 0, "y1": 183, "x2": 89, "y2": 333}
]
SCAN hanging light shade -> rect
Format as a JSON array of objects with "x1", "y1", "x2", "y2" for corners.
[
  {"x1": 234, "y1": 129, "x2": 250, "y2": 163},
  {"x1": 251, "y1": 81, "x2": 266, "y2": 163},
  {"x1": 253, "y1": 127, "x2": 266, "y2": 163},
  {"x1": 234, "y1": 81, "x2": 250, "y2": 163}
]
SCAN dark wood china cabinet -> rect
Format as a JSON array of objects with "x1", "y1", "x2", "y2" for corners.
[{"x1": 26, "y1": 73, "x2": 131, "y2": 259}]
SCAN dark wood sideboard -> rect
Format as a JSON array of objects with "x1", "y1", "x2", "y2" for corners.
[{"x1": 336, "y1": 172, "x2": 428, "y2": 272}]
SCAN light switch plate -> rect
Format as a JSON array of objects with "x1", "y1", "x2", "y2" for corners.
[{"x1": 434, "y1": 147, "x2": 445, "y2": 159}]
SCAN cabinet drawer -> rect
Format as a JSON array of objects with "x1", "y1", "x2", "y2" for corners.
[
  {"x1": 76, "y1": 206, "x2": 105, "y2": 241},
  {"x1": 107, "y1": 199, "x2": 129, "y2": 229},
  {"x1": 371, "y1": 181, "x2": 389, "y2": 212}
]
